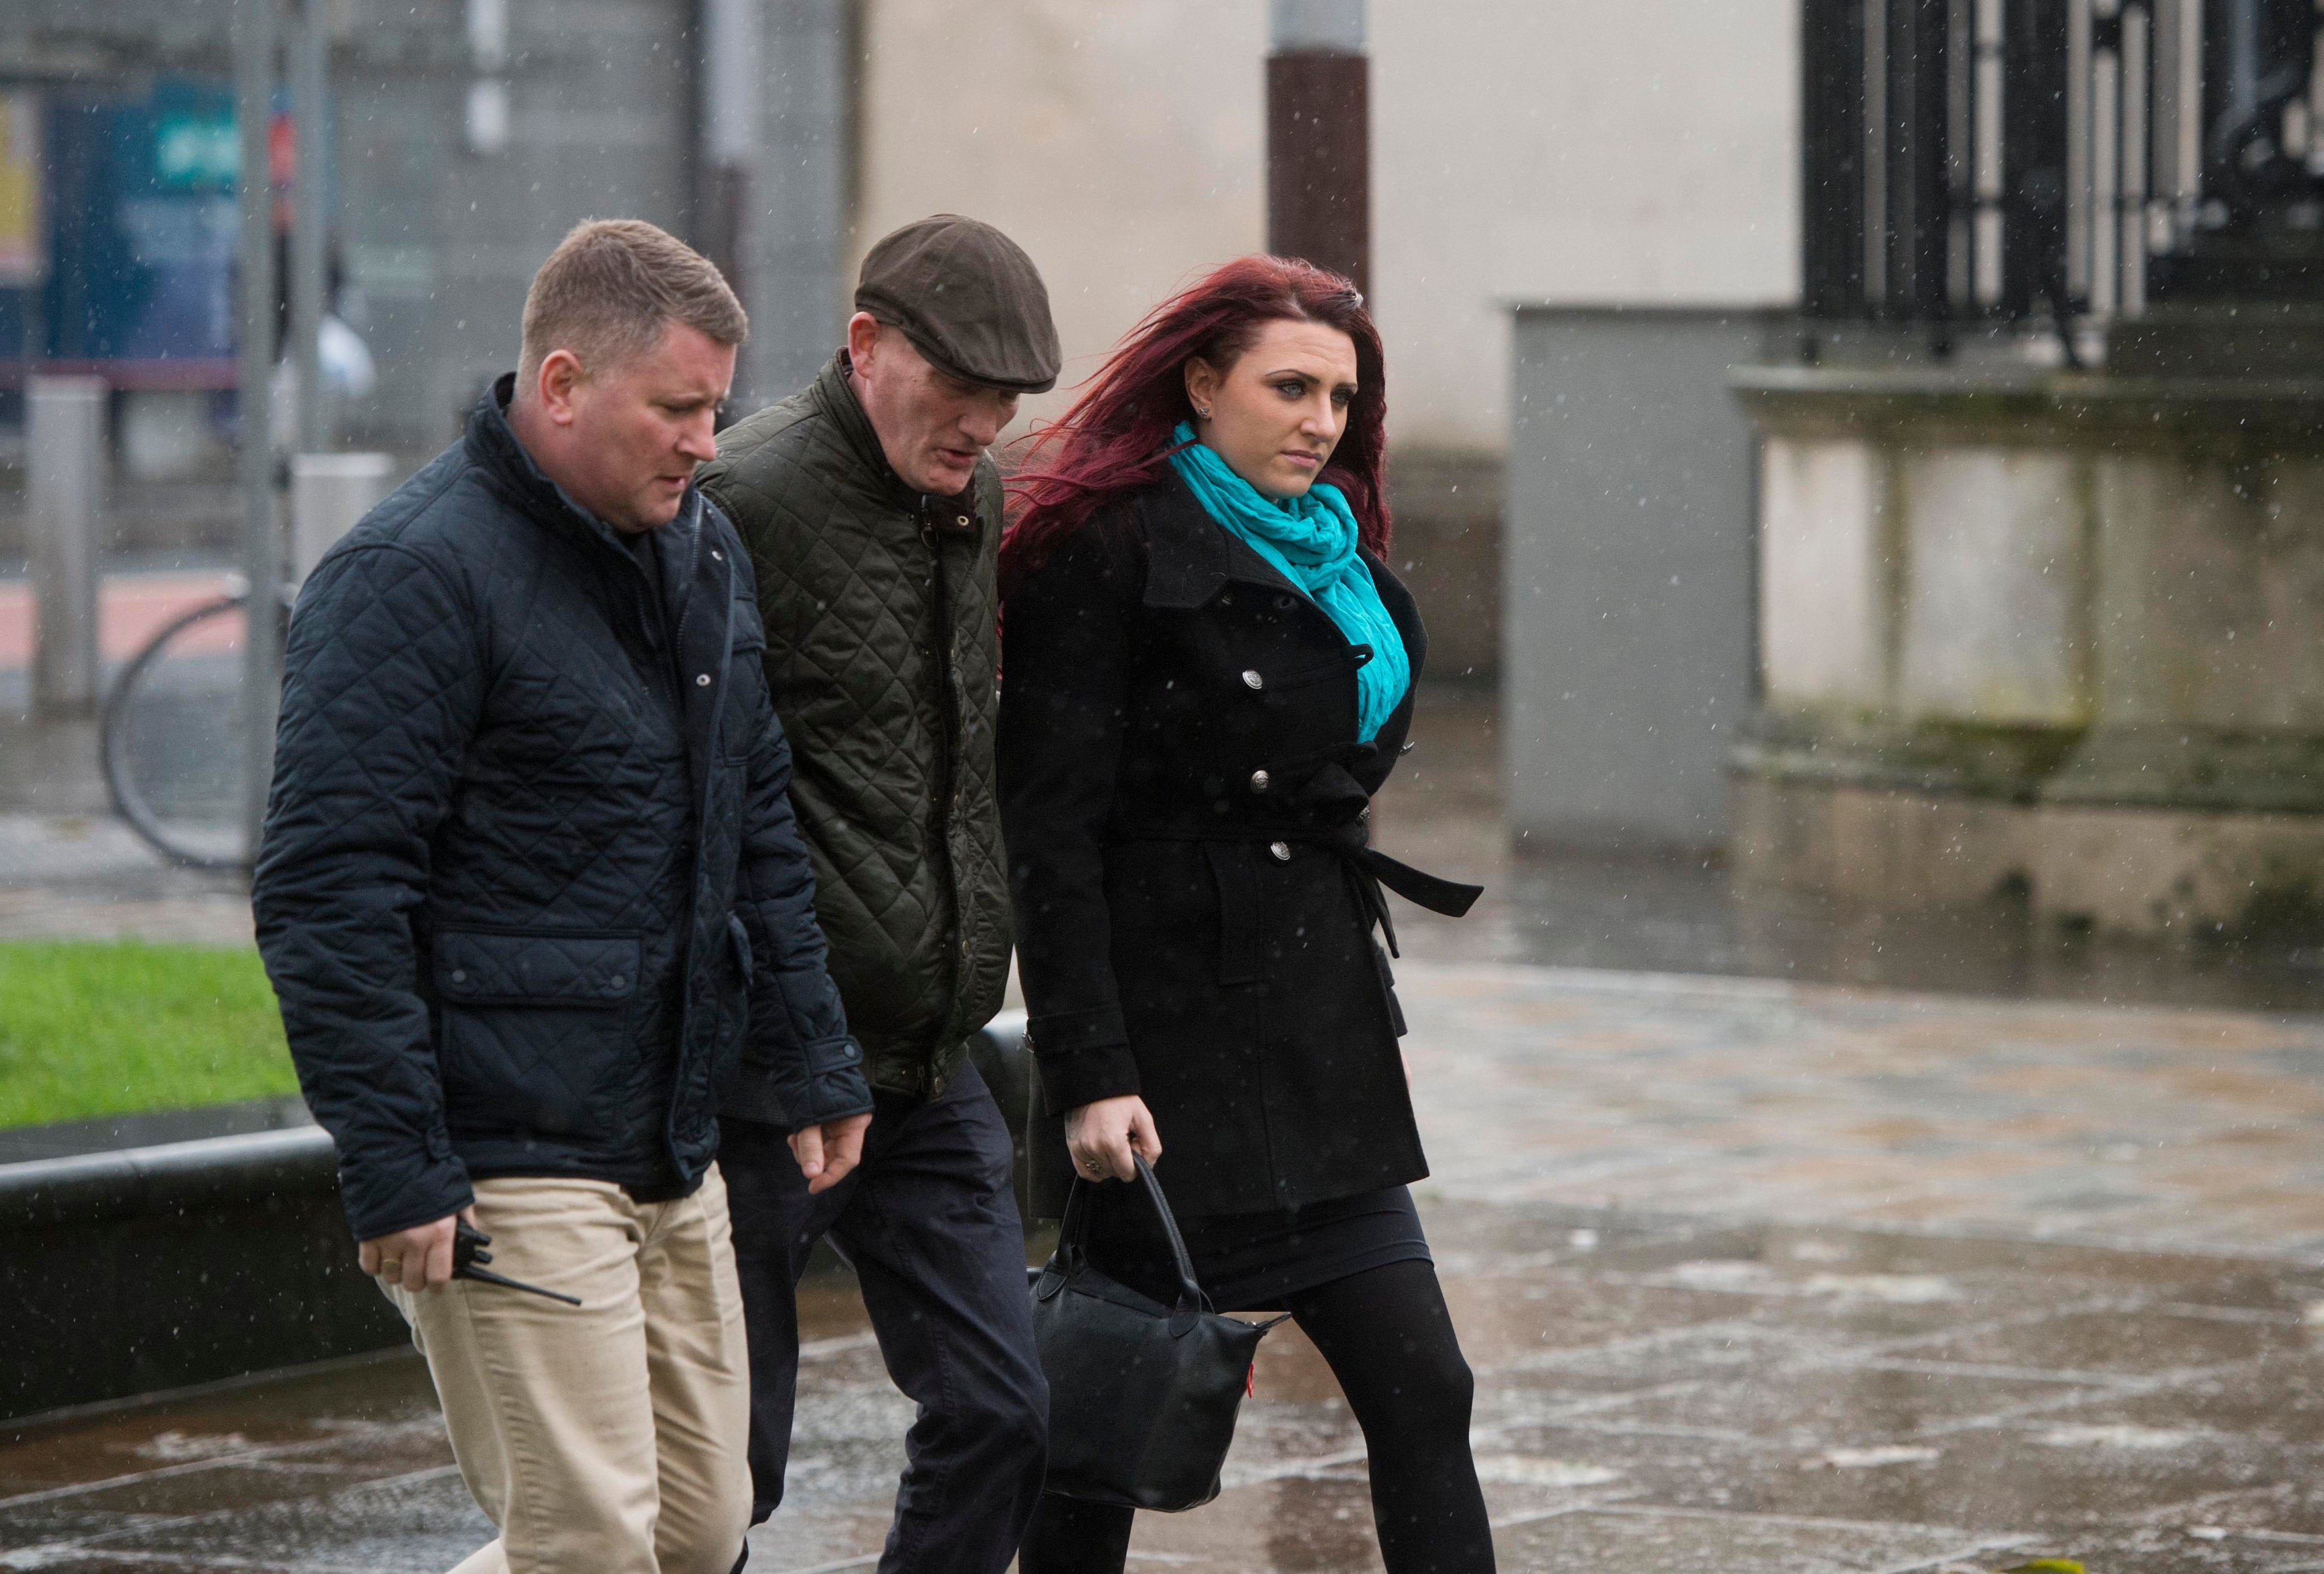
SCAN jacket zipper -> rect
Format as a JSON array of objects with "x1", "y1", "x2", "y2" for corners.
[
  {"x1": 616, "y1": 522, "x2": 714, "y2": 1180},
  {"x1": 622, "y1": 547, "x2": 681, "y2": 722}
]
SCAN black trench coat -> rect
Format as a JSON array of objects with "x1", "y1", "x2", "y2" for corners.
[{"x1": 998, "y1": 472, "x2": 1477, "y2": 1218}]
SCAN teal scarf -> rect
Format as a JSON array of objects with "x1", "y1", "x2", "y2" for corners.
[{"x1": 1166, "y1": 422, "x2": 1409, "y2": 743}]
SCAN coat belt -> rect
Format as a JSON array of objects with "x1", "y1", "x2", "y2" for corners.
[{"x1": 1112, "y1": 820, "x2": 1483, "y2": 976}]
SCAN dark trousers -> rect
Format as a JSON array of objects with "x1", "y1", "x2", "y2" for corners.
[{"x1": 721, "y1": 1059, "x2": 1047, "y2": 1574}]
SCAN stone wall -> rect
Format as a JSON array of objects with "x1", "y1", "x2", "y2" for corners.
[{"x1": 1734, "y1": 367, "x2": 2324, "y2": 936}]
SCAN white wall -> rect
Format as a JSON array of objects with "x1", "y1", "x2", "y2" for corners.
[
  {"x1": 851, "y1": 0, "x2": 1799, "y2": 453},
  {"x1": 850, "y1": 0, "x2": 1267, "y2": 433},
  {"x1": 1370, "y1": 0, "x2": 1799, "y2": 450}
]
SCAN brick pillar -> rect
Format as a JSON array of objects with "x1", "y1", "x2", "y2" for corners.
[{"x1": 1267, "y1": 0, "x2": 1369, "y2": 294}]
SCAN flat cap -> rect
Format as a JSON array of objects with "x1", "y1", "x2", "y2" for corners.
[{"x1": 855, "y1": 215, "x2": 1062, "y2": 394}]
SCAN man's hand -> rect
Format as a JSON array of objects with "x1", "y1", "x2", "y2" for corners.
[
  {"x1": 1065, "y1": 1094, "x2": 1161, "y2": 1183},
  {"x1": 789, "y1": 1112, "x2": 874, "y2": 1195},
  {"x1": 359, "y1": 1205, "x2": 476, "y2": 1294}
]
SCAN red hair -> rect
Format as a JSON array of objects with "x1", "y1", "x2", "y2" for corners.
[{"x1": 1002, "y1": 255, "x2": 1390, "y2": 584}]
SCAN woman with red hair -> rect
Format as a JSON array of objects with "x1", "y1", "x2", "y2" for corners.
[{"x1": 1000, "y1": 256, "x2": 1493, "y2": 1572}]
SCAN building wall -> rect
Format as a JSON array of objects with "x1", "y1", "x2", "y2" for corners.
[
  {"x1": 1504, "y1": 308, "x2": 1771, "y2": 853},
  {"x1": 1370, "y1": 0, "x2": 1799, "y2": 452},
  {"x1": 2, "y1": 0, "x2": 1803, "y2": 597},
  {"x1": 851, "y1": 0, "x2": 1801, "y2": 452},
  {"x1": 4, "y1": 0, "x2": 1804, "y2": 454},
  {"x1": 847, "y1": 1, "x2": 1799, "y2": 685},
  {"x1": 336, "y1": 0, "x2": 697, "y2": 453},
  {"x1": 847, "y1": 0, "x2": 1268, "y2": 430}
]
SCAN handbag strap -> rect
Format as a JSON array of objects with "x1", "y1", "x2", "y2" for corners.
[
  {"x1": 1129, "y1": 1154, "x2": 1211, "y2": 1318},
  {"x1": 1054, "y1": 1163, "x2": 1096, "y2": 1271},
  {"x1": 1050, "y1": 1155, "x2": 1215, "y2": 1326}
]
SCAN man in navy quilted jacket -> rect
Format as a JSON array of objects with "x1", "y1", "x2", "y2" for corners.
[{"x1": 252, "y1": 219, "x2": 874, "y2": 1574}]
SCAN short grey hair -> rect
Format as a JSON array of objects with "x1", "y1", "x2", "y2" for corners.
[{"x1": 517, "y1": 219, "x2": 747, "y2": 382}]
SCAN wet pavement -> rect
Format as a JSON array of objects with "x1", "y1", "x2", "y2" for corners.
[
  {"x1": 9, "y1": 1198, "x2": 2324, "y2": 1572},
  {"x1": 10, "y1": 954, "x2": 2324, "y2": 1569},
  {"x1": 0, "y1": 812, "x2": 250, "y2": 944},
  {"x1": 1397, "y1": 961, "x2": 2324, "y2": 1260},
  {"x1": 0, "y1": 573, "x2": 249, "y2": 944},
  {"x1": 9, "y1": 685, "x2": 2324, "y2": 1568},
  {"x1": 1378, "y1": 689, "x2": 2324, "y2": 1017}
]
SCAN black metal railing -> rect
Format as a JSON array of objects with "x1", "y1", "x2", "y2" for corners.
[{"x1": 1804, "y1": 0, "x2": 2324, "y2": 342}]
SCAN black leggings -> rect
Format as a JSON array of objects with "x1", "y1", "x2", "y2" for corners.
[{"x1": 1018, "y1": 1259, "x2": 1495, "y2": 1573}]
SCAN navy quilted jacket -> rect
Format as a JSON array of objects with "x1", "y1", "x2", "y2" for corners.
[{"x1": 254, "y1": 381, "x2": 874, "y2": 1243}]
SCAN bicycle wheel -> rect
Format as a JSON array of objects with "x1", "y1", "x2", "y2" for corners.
[{"x1": 100, "y1": 587, "x2": 290, "y2": 871}]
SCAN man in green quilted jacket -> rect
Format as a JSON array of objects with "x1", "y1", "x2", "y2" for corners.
[{"x1": 699, "y1": 215, "x2": 1059, "y2": 1573}]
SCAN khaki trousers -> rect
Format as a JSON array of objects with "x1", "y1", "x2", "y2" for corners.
[{"x1": 387, "y1": 1166, "x2": 752, "y2": 1574}]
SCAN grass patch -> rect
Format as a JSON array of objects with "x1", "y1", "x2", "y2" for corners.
[{"x1": 0, "y1": 940, "x2": 294, "y2": 1130}]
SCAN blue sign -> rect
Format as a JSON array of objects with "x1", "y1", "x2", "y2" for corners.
[{"x1": 23, "y1": 78, "x2": 241, "y2": 372}]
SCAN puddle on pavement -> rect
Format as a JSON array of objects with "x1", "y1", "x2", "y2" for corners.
[
  {"x1": 1387, "y1": 849, "x2": 2324, "y2": 1019},
  {"x1": 1369, "y1": 690, "x2": 2324, "y2": 1019},
  {"x1": 11, "y1": 1200, "x2": 2324, "y2": 1571}
]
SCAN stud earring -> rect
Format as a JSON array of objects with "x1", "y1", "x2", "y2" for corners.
[{"x1": 1195, "y1": 406, "x2": 1211, "y2": 419}]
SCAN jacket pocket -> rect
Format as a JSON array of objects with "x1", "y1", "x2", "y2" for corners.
[{"x1": 434, "y1": 927, "x2": 641, "y2": 1136}]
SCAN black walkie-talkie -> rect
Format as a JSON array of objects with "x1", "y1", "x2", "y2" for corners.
[{"x1": 454, "y1": 1220, "x2": 583, "y2": 1306}]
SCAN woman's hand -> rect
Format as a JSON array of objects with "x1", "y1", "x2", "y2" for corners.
[{"x1": 1065, "y1": 1094, "x2": 1161, "y2": 1182}]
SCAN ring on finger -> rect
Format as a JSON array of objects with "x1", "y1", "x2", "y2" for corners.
[{"x1": 379, "y1": 1260, "x2": 403, "y2": 1276}]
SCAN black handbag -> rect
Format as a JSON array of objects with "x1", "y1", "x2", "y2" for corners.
[{"x1": 1030, "y1": 1155, "x2": 1290, "y2": 1512}]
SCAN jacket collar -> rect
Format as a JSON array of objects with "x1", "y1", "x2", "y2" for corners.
[
  {"x1": 465, "y1": 372, "x2": 702, "y2": 561},
  {"x1": 1139, "y1": 468, "x2": 1309, "y2": 610}
]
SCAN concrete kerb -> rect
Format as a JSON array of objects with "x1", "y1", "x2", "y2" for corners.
[
  {"x1": 0, "y1": 1015, "x2": 1036, "y2": 1424},
  {"x1": 0, "y1": 1124, "x2": 338, "y2": 1231},
  {"x1": 0, "y1": 1122, "x2": 398, "y2": 1423}
]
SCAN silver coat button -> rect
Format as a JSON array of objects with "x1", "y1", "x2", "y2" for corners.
[
  {"x1": 451, "y1": 969, "x2": 467, "y2": 984},
  {"x1": 609, "y1": 974, "x2": 625, "y2": 990},
  {"x1": 696, "y1": 673, "x2": 712, "y2": 687},
  {"x1": 1268, "y1": 841, "x2": 1291, "y2": 862},
  {"x1": 710, "y1": 549, "x2": 723, "y2": 561},
  {"x1": 1242, "y1": 669, "x2": 1264, "y2": 690},
  {"x1": 1250, "y1": 769, "x2": 1271, "y2": 792}
]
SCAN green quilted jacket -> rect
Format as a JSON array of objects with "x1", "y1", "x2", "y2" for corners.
[{"x1": 699, "y1": 354, "x2": 1011, "y2": 1098}]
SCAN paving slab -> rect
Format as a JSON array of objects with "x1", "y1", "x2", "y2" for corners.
[
  {"x1": 1398, "y1": 960, "x2": 2324, "y2": 1259},
  {"x1": 6, "y1": 691, "x2": 2324, "y2": 1565},
  {"x1": 0, "y1": 812, "x2": 248, "y2": 944},
  {"x1": 8, "y1": 1201, "x2": 2324, "y2": 1571},
  {"x1": 1491, "y1": 1504, "x2": 2021, "y2": 1574},
  {"x1": 4, "y1": 948, "x2": 2324, "y2": 1567}
]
